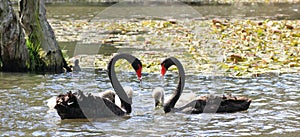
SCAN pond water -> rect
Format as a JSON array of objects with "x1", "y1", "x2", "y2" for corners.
[
  {"x1": 2, "y1": 1, "x2": 300, "y2": 136},
  {"x1": 45, "y1": 2, "x2": 300, "y2": 20},
  {"x1": 0, "y1": 70, "x2": 300, "y2": 136}
]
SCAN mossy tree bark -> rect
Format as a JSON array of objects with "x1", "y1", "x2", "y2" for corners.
[
  {"x1": 19, "y1": 0, "x2": 69, "y2": 73},
  {"x1": 0, "y1": 0, "x2": 29, "y2": 72}
]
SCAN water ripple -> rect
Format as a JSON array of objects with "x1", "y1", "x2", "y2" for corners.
[{"x1": 0, "y1": 72, "x2": 300, "y2": 136}]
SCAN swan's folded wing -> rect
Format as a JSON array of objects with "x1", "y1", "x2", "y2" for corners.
[
  {"x1": 218, "y1": 96, "x2": 252, "y2": 113},
  {"x1": 54, "y1": 90, "x2": 126, "y2": 119},
  {"x1": 177, "y1": 95, "x2": 251, "y2": 114}
]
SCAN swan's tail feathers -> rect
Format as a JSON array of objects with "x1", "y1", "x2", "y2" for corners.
[{"x1": 54, "y1": 91, "x2": 86, "y2": 119}]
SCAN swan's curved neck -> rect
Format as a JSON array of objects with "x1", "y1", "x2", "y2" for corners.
[
  {"x1": 164, "y1": 58, "x2": 185, "y2": 113},
  {"x1": 108, "y1": 54, "x2": 136, "y2": 113}
]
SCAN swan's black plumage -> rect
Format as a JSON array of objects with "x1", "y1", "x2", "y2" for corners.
[
  {"x1": 158, "y1": 57, "x2": 251, "y2": 114},
  {"x1": 54, "y1": 53, "x2": 142, "y2": 119},
  {"x1": 54, "y1": 91, "x2": 86, "y2": 119},
  {"x1": 54, "y1": 91, "x2": 126, "y2": 119}
]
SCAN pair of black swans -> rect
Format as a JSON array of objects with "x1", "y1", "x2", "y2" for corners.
[{"x1": 54, "y1": 53, "x2": 251, "y2": 119}]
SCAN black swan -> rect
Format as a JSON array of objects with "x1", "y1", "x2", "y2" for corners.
[
  {"x1": 152, "y1": 57, "x2": 251, "y2": 114},
  {"x1": 54, "y1": 53, "x2": 142, "y2": 119}
]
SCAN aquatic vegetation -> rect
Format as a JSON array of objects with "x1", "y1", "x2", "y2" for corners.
[
  {"x1": 212, "y1": 19, "x2": 300, "y2": 77},
  {"x1": 50, "y1": 18, "x2": 300, "y2": 77}
]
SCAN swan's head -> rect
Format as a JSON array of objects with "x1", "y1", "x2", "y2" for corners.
[
  {"x1": 161, "y1": 57, "x2": 176, "y2": 76},
  {"x1": 131, "y1": 58, "x2": 143, "y2": 81},
  {"x1": 123, "y1": 86, "x2": 133, "y2": 100},
  {"x1": 152, "y1": 87, "x2": 165, "y2": 108}
]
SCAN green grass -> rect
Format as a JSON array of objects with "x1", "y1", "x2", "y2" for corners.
[{"x1": 25, "y1": 35, "x2": 46, "y2": 72}]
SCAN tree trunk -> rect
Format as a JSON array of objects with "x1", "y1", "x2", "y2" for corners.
[
  {"x1": 19, "y1": 0, "x2": 68, "y2": 73},
  {"x1": 0, "y1": 0, "x2": 29, "y2": 72}
]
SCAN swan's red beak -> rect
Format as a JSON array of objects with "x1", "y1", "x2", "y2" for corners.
[
  {"x1": 136, "y1": 64, "x2": 142, "y2": 81},
  {"x1": 161, "y1": 64, "x2": 167, "y2": 77}
]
